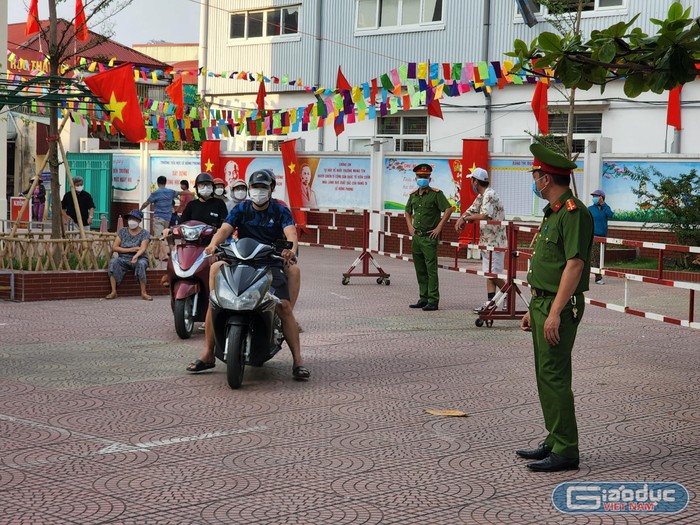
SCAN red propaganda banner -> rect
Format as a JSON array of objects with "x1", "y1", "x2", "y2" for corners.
[
  {"x1": 200, "y1": 140, "x2": 221, "y2": 177},
  {"x1": 83, "y1": 63, "x2": 146, "y2": 142},
  {"x1": 280, "y1": 139, "x2": 308, "y2": 231},
  {"x1": 461, "y1": 138, "x2": 489, "y2": 246}
]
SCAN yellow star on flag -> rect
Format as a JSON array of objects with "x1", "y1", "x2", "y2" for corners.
[
  {"x1": 288, "y1": 162, "x2": 296, "y2": 174},
  {"x1": 204, "y1": 159, "x2": 214, "y2": 172},
  {"x1": 468, "y1": 162, "x2": 477, "y2": 173},
  {"x1": 106, "y1": 92, "x2": 127, "y2": 123}
]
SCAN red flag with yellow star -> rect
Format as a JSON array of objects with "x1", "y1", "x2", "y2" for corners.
[
  {"x1": 84, "y1": 63, "x2": 146, "y2": 142},
  {"x1": 200, "y1": 140, "x2": 221, "y2": 177},
  {"x1": 280, "y1": 139, "x2": 308, "y2": 231},
  {"x1": 460, "y1": 139, "x2": 489, "y2": 247}
]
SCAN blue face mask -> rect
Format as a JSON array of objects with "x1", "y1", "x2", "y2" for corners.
[
  {"x1": 532, "y1": 175, "x2": 547, "y2": 199},
  {"x1": 592, "y1": 198, "x2": 600, "y2": 205},
  {"x1": 416, "y1": 178, "x2": 430, "y2": 188}
]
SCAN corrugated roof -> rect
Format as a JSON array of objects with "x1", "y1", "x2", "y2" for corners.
[
  {"x1": 7, "y1": 19, "x2": 171, "y2": 74},
  {"x1": 171, "y1": 60, "x2": 199, "y2": 85}
]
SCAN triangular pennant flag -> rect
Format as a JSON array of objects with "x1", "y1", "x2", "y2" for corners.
[{"x1": 336, "y1": 66, "x2": 352, "y2": 91}]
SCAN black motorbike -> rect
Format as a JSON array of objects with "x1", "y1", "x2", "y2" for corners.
[{"x1": 210, "y1": 238, "x2": 292, "y2": 389}]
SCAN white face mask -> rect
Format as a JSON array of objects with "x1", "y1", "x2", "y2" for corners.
[
  {"x1": 214, "y1": 188, "x2": 224, "y2": 196},
  {"x1": 233, "y1": 189, "x2": 247, "y2": 201},
  {"x1": 249, "y1": 188, "x2": 270, "y2": 206},
  {"x1": 75, "y1": 185, "x2": 83, "y2": 192},
  {"x1": 128, "y1": 220, "x2": 140, "y2": 229},
  {"x1": 197, "y1": 185, "x2": 213, "y2": 198}
]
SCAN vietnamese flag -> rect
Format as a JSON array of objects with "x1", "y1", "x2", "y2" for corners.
[
  {"x1": 25, "y1": 0, "x2": 40, "y2": 36},
  {"x1": 200, "y1": 140, "x2": 221, "y2": 177},
  {"x1": 166, "y1": 77, "x2": 184, "y2": 119},
  {"x1": 667, "y1": 85, "x2": 682, "y2": 131},
  {"x1": 75, "y1": 0, "x2": 89, "y2": 41},
  {"x1": 84, "y1": 63, "x2": 146, "y2": 142},
  {"x1": 531, "y1": 81, "x2": 549, "y2": 134},
  {"x1": 280, "y1": 139, "x2": 308, "y2": 231},
  {"x1": 256, "y1": 80, "x2": 266, "y2": 113},
  {"x1": 460, "y1": 139, "x2": 489, "y2": 247}
]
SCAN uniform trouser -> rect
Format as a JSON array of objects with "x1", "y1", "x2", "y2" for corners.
[
  {"x1": 529, "y1": 294, "x2": 585, "y2": 459},
  {"x1": 411, "y1": 235, "x2": 439, "y2": 305}
]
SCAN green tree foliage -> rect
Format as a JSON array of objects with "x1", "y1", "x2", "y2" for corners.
[{"x1": 508, "y1": 2, "x2": 700, "y2": 96}]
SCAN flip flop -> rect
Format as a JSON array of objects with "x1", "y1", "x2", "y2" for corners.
[
  {"x1": 292, "y1": 366, "x2": 310, "y2": 380},
  {"x1": 186, "y1": 359, "x2": 216, "y2": 373}
]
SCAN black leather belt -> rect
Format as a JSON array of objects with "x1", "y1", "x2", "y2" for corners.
[
  {"x1": 413, "y1": 230, "x2": 430, "y2": 237},
  {"x1": 531, "y1": 288, "x2": 557, "y2": 297}
]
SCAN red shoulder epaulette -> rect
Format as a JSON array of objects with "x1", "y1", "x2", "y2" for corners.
[
  {"x1": 409, "y1": 188, "x2": 419, "y2": 194},
  {"x1": 565, "y1": 198, "x2": 577, "y2": 212},
  {"x1": 552, "y1": 200, "x2": 563, "y2": 213}
]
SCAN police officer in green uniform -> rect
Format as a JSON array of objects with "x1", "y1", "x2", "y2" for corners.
[
  {"x1": 404, "y1": 163, "x2": 454, "y2": 311},
  {"x1": 518, "y1": 144, "x2": 593, "y2": 472}
]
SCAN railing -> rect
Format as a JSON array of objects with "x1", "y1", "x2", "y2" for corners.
[{"x1": 0, "y1": 232, "x2": 166, "y2": 271}]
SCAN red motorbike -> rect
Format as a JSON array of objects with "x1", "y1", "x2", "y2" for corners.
[{"x1": 167, "y1": 220, "x2": 216, "y2": 339}]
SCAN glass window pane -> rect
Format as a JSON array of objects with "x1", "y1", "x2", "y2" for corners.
[
  {"x1": 403, "y1": 116, "x2": 427, "y2": 135},
  {"x1": 548, "y1": 114, "x2": 567, "y2": 134},
  {"x1": 248, "y1": 11, "x2": 264, "y2": 38},
  {"x1": 357, "y1": 0, "x2": 377, "y2": 28},
  {"x1": 598, "y1": 0, "x2": 623, "y2": 7},
  {"x1": 379, "y1": 0, "x2": 399, "y2": 27},
  {"x1": 402, "y1": 0, "x2": 420, "y2": 25},
  {"x1": 573, "y1": 113, "x2": 602, "y2": 133},
  {"x1": 230, "y1": 14, "x2": 245, "y2": 39},
  {"x1": 422, "y1": 0, "x2": 443, "y2": 22},
  {"x1": 402, "y1": 139, "x2": 424, "y2": 152},
  {"x1": 267, "y1": 9, "x2": 281, "y2": 36},
  {"x1": 378, "y1": 117, "x2": 401, "y2": 134},
  {"x1": 283, "y1": 7, "x2": 299, "y2": 34}
]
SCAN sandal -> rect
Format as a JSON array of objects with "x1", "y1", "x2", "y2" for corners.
[
  {"x1": 186, "y1": 359, "x2": 216, "y2": 373},
  {"x1": 292, "y1": 365, "x2": 310, "y2": 380}
]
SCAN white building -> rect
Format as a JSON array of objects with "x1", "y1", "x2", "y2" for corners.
[{"x1": 198, "y1": 0, "x2": 698, "y2": 157}]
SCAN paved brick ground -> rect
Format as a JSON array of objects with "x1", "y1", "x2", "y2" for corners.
[{"x1": 1, "y1": 246, "x2": 698, "y2": 524}]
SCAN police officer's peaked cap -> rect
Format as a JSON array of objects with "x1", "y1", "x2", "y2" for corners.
[
  {"x1": 530, "y1": 144, "x2": 577, "y2": 176},
  {"x1": 413, "y1": 163, "x2": 433, "y2": 175}
]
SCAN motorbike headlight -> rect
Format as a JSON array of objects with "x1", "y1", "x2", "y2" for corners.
[
  {"x1": 213, "y1": 272, "x2": 265, "y2": 310},
  {"x1": 181, "y1": 225, "x2": 205, "y2": 241}
]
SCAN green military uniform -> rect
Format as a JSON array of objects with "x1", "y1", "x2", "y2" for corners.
[
  {"x1": 528, "y1": 145, "x2": 593, "y2": 461},
  {"x1": 405, "y1": 185, "x2": 451, "y2": 306}
]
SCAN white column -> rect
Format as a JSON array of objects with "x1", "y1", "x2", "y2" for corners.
[
  {"x1": 368, "y1": 140, "x2": 386, "y2": 251},
  {"x1": 0, "y1": 0, "x2": 8, "y2": 221}
]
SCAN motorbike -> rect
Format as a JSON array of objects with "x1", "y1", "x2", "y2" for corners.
[
  {"x1": 167, "y1": 220, "x2": 216, "y2": 339},
  {"x1": 210, "y1": 237, "x2": 293, "y2": 389}
]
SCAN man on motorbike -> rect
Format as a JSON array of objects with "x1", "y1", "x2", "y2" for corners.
[
  {"x1": 187, "y1": 169, "x2": 310, "y2": 380},
  {"x1": 179, "y1": 173, "x2": 229, "y2": 227}
]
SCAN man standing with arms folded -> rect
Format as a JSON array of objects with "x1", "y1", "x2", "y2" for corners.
[
  {"x1": 405, "y1": 163, "x2": 454, "y2": 312},
  {"x1": 518, "y1": 144, "x2": 593, "y2": 472}
]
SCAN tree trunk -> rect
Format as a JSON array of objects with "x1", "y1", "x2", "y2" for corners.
[{"x1": 48, "y1": 0, "x2": 62, "y2": 239}]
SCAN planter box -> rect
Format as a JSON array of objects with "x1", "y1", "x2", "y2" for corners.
[{"x1": 0, "y1": 269, "x2": 168, "y2": 302}]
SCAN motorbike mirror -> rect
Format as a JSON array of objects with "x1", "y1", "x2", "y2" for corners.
[{"x1": 274, "y1": 239, "x2": 293, "y2": 252}]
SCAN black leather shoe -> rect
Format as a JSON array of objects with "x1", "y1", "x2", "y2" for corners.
[
  {"x1": 527, "y1": 453, "x2": 579, "y2": 472},
  {"x1": 422, "y1": 303, "x2": 439, "y2": 311},
  {"x1": 409, "y1": 300, "x2": 428, "y2": 309},
  {"x1": 516, "y1": 442, "x2": 552, "y2": 460}
]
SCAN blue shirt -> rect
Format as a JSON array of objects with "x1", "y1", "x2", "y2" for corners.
[
  {"x1": 226, "y1": 200, "x2": 294, "y2": 248},
  {"x1": 147, "y1": 187, "x2": 177, "y2": 219},
  {"x1": 587, "y1": 202, "x2": 613, "y2": 236}
]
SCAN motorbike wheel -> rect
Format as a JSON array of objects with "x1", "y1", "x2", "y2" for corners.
[
  {"x1": 225, "y1": 325, "x2": 246, "y2": 389},
  {"x1": 174, "y1": 297, "x2": 194, "y2": 339}
]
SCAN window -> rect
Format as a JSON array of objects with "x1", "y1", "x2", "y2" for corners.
[
  {"x1": 230, "y1": 6, "x2": 299, "y2": 40},
  {"x1": 548, "y1": 113, "x2": 602, "y2": 153},
  {"x1": 246, "y1": 138, "x2": 284, "y2": 152},
  {"x1": 530, "y1": 0, "x2": 623, "y2": 15},
  {"x1": 357, "y1": 0, "x2": 442, "y2": 30},
  {"x1": 377, "y1": 115, "x2": 427, "y2": 152}
]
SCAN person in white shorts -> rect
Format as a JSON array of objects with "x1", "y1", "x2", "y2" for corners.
[{"x1": 455, "y1": 167, "x2": 508, "y2": 312}]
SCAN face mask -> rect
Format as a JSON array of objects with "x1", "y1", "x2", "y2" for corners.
[
  {"x1": 214, "y1": 188, "x2": 224, "y2": 196},
  {"x1": 75, "y1": 185, "x2": 83, "y2": 192},
  {"x1": 197, "y1": 185, "x2": 213, "y2": 198},
  {"x1": 592, "y1": 198, "x2": 600, "y2": 205},
  {"x1": 531, "y1": 175, "x2": 548, "y2": 199},
  {"x1": 127, "y1": 220, "x2": 139, "y2": 229},
  {"x1": 416, "y1": 178, "x2": 430, "y2": 189},
  {"x1": 249, "y1": 188, "x2": 270, "y2": 206},
  {"x1": 233, "y1": 189, "x2": 247, "y2": 201}
]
